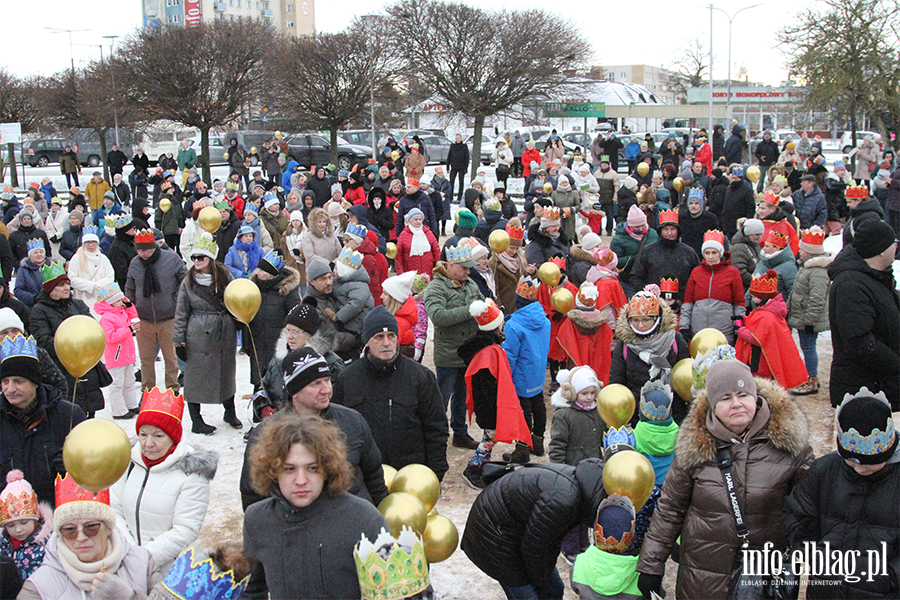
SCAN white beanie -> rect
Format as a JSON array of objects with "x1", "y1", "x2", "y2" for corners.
[
  {"x1": 289, "y1": 210, "x2": 304, "y2": 223},
  {"x1": 742, "y1": 218, "x2": 765, "y2": 236},
  {"x1": 623, "y1": 176, "x2": 638, "y2": 191},
  {"x1": 701, "y1": 237, "x2": 724, "y2": 255},
  {"x1": 581, "y1": 232, "x2": 602, "y2": 252},
  {"x1": 0, "y1": 308, "x2": 24, "y2": 335},
  {"x1": 557, "y1": 366, "x2": 600, "y2": 394},
  {"x1": 382, "y1": 271, "x2": 416, "y2": 303}
]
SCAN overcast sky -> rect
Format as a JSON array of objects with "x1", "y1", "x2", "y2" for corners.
[{"x1": 4, "y1": 0, "x2": 816, "y2": 86}]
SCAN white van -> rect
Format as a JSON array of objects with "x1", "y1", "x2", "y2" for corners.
[{"x1": 135, "y1": 122, "x2": 200, "y2": 166}]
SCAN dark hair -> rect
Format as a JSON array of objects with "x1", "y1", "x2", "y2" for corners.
[{"x1": 187, "y1": 260, "x2": 230, "y2": 300}]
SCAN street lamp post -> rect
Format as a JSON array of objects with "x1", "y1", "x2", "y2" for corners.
[
  {"x1": 710, "y1": 4, "x2": 762, "y2": 124},
  {"x1": 44, "y1": 27, "x2": 90, "y2": 74},
  {"x1": 708, "y1": 4, "x2": 714, "y2": 132},
  {"x1": 361, "y1": 15, "x2": 382, "y2": 160},
  {"x1": 103, "y1": 35, "x2": 120, "y2": 147}
]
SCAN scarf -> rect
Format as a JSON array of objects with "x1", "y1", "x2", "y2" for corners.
[
  {"x1": 233, "y1": 239, "x2": 255, "y2": 273},
  {"x1": 575, "y1": 399, "x2": 598, "y2": 411},
  {"x1": 194, "y1": 273, "x2": 213, "y2": 286},
  {"x1": 142, "y1": 444, "x2": 178, "y2": 469},
  {"x1": 625, "y1": 225, "x2": 645, "y2": 241},
  {"x1": 473, "y1": 265, "x2": 496, "y2": 296},
  {"x1": 56, "y1": 530, "x2": 125, "y2": 591},
  {"x1": 408, "y1": 224, "x2": 430, "y2": 257},
  {"x1": 497, "y1": 250, "x2": 519, "y2": 273},
  {"x1": 625, "y1": 329, "x2": 677, "y2": 380},
  {"x1": 139, "y1": 248, "x2": 161, "y2": 298}
]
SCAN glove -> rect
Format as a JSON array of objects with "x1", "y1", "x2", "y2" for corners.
[
  {"x1": 805, "y1": 325, "x2": 815, "y2": 334},
  {"x1": 91, "y1": 572, "x2": 132, "y2": 600},
  {"x1": 551, "y1": 311, "x2": 564, "y2": 322},
  {"x1": 637, "y1": 573, "x2": 664, "y2": 598},
  {"x1": 414, "y1": 347, "x2": 423, "y2": 362},
  {"x1": 175, "y1": 345, "x2": 187, "y2": 362}
]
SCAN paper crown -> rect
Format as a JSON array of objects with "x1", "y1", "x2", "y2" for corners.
[
  {"x1": 732, "y1": 165, "x2": 745, "y2": 176},
  {"x1": 0, "y1": 470, "x2": 39, "y2": 525},
  {"x1": 505, "y1": 223, "x2": 525, "y2": 241},
  {"x1": 192, "y1": 199, "x2": 207, "y2": 211},
  {"x1": 703, "y1": 229, "x2": 725, "y2": 247},
  {"x1": 759, "y1": 190, "x2": 780, "y2": 206},
  {"x1": 26, "y1": 238, "x2": 44, "y2": 254},
  {"x1": 243, "y1": 202, "x2": 260, "y2": 215},
  {"x1": 446, "y1": 243, "x2": 475, "y2": 265},
  {"x1": 542, "y1": 206, "x2": 560, "y2": 222},
  {"x1": 603, "y1": 425, "x2": 636, "y2": 450},
  {"x1": 263, "y1": 191, "x2": 280, "y2": 206},
  {"x1": 800, "y1": 228, "x2": 825, "y2": 248},
  {"x1": 214, "y1": 200, "x2": 229, "y2": 210},
  {"x1": 162, "y1": 546, "x2": 249, "y2": 600},
  {"x1": 337, "y1": 247, "x2": 363, "y2": 270},
  {"x1": 261, "y1": 249, "x2": 285, "y2": 271},
  {"x1": 548, "y1": 256, "x2": 566, "y2": 271},
  {"x1": 95, "y1": 282, "x2": 124, "y2": 304},
  {"x1": 134, "y1": 229, "x2": 155, "y2": 245},
  {"x1": 1, "y1": 334, "x2": 38, "y2": 363},
  {"x1": 640, "y1": 380, "x2": 673, "y2": 422},
  {"x1": 55, "y1": 474, "x2": 109, "y2": 510},
  {"x1": 687, "y1": 188, "x2": 705, "y2": 202},
  {"x1": 39, "y1": 261, "x2": 67, "y2": 284},
  {"x1": 600, "y1": 155, "x2": 610, "y2": 163},
  {"x1": 763, "y1": 229, "x2": 788, "y2": 249},
  {"x1": 845, "y1": 184, "x2": 868, "y2": 199},
  {"x1": 692, "y1": 344, "x2": 737, "y2": 392},
  {"x1": 104, "y1": 215, "x2": 116, "y2": 229},
  {"x1": 750, "y1": 269, "x2": 779, "y2": 297},
  {"x1": 83, "y1": 225, "x2": 100, "y2": 239},
  {"x1": 193, "y1": 233, "x2": 219, "y2": 259},
  {"x1": 835, "y1": 388, "x2": 898, "y2": 462},
  {"x1": 659, "y1": 278, "x2": 679, "y2": 294},
  {"x1": 113, "y1": 213, "x2": 133, "y2": 229},
  {"x1": 627, "y1": 290, "x2": 660, "y2": 317},
  {"x1": 772, "y1": 175, "x2": 788, "y2": 187},
  {"x1": 345, "y1": 223, "x2": 368, "y2": 241},
  {"x1": 470, "y1": 298, "x2": 504, "y2": 330},
  {"x1": 355, "y1": 527, "x2": 430, "y2": 600},
  {"x1": 658, "y1": 209, "x2": 678, "y2": 226},
  {"x1": 516, "y1": 276, "x2": 540, "y2": 300},
  {"x1": 593, "y1": 494, "x2": 636, "y2": 555},
  {"x1": 140, "y1": 386, "x2": 185, "y2": 423},
  {"x1": 407, "y1": 178, "x2": 419, "y2": 187},
  {"x1": 576, "y1": 282, "x2": 599, "y2": 309}
]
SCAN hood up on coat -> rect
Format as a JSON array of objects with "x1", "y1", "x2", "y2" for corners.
[{"x1": 614, "y1": 298, "x2": 678, "y2": 345}]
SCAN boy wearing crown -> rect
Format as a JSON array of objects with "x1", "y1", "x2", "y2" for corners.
[
  {"x1": 680, "y1": 230, "x2": 745, "y2": 344},
  {"x1": 755, "y1": 189, "x2": 800, "y2": 255},
  {"x1": 630, "y1": 209, "x2": 700, "y2": 306},
  {"x1": 557, "y1": 282, "x2": 616, "y2": 386},
  {"x1": 571, "y1": 495, "x2": 642, "y2": 600},
  {"x1": 331, "y1": 247, "x2": 375, "y2": 352}
]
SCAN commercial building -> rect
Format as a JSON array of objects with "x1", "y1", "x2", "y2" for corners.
[
  {"x1": 602, "y1": 64, "x2": 684, "y2": 105},
  {"x1": 141, "y1": 0, "x2": 315, "y2": 37}
]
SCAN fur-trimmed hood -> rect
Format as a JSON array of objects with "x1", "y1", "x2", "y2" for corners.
[
  {"x1": 33, "y1": 502, "x2": 53, "y2": 545},
  {"x1": 675, "y1": 377, "x2": 810, "y2": 469},
  {"x1": 614, "y1": 299, "x2": 678, "y2": 345},
  {"x1": 568, "y1": 244, "x2": 598, "y2": 266},
  {"x1": 799, "y1": 253, "x2": 834, "y2": 269},
  {"x1": 177, "y1": 449, "x2": 219, "y2": 480},
  {"x1": 566, "y1": 307, "x2": 608, "y2": 334},
  {"x1": 251, "y1": 266, "x2": 300, "y2": 297}
]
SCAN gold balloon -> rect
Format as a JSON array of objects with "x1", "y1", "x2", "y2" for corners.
[
  {"x1": 671, "y1": 357, "x2": 694, "y2": 400},
  {"x1": 385, "y1": 242, "x2": 398, "y2": 259},
  {"x1": 597, "y1": 384, "x2": 636, "y2": 428},
  {"x1": 488, "y1": 229, "x2": 510, "y2": 254},
  {"x1": 383, "y1": 464, "x2": 397, "y2": 490},
  {"x1": 423, "y1": 515, "x2": 459, "y2": 563},
  {"x1": 428, "y1": 506, "x2": 439, "y2": 517},
  {"x1": 199, "y1": 206, "x2": 223, "y2": 234},
  {"x1": 637, "y1": 162, "x2": 650, "y2": 177},
  {"x1": 222, "y1": 151, "x2": 230, "y2": 161},
  {"x1": 274, "y1": 130, "x2": 283, "y2": 140},
  {"x1": 746, "y1": 165, "x2": 761, "y2": 183},
  {"x1": 63, "y1": 419, "x2": 131, "y2": 493},
  {"x1": 602, "y1": 450, "x2": 656, "y2": 511},
  {"x1": 377, "y1": 492, "x2": 428, "y2": 537},
  {"x1": 54, "y1": 315, "x2": 105, "y2": 378},
  {"x1": 550, "y1": 288, "x2": 575, "y2": 314},
  {"x1": 250, "y1": 146, "x2": 257, "y2": 155},
  {"x1": 224, "y1": 279, "x2": 262, "y2": 324},
  {"x1": 538, "y1": 262, "x2": 561, "y2": 287},
  {"x1": 689, "y1": 328, "x2": 729, "y2": 359},
  {"x1": 159, "y1": 198, "x2": 172, "y2": 213},
  {"x1": 673, "y1": 177, "x2": 684, "y2": 192},
  {"x1": 390, "y1": 464, "x2": 441, "y2": 513}
]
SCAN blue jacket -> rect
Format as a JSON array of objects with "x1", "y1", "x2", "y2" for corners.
[
  {"x1": 14, "y1": 258, "x2": 43, "y2": 308},
  {"x1": 625, "y1": 140, "x2": 641, "y2": 160},
  {"x1": 225, "y1": 239, "x2": 266, "y2": 279},
  {"x1": 502, "y1": 301, "x2": 551, "y2": 397},
  {"x1": 281, "y1": 161, "x2": 299, "y2": 190},
  {"x1": 92, "y1": 201, "x2": 122, "y2": 228},
  {"x1": 790, "y1": 186, "x2": 827, "y2": 229}
]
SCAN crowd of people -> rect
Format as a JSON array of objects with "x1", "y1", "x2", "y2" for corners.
[{"x1": 0, "y1": 124, "x2": 897, "y2": 600}]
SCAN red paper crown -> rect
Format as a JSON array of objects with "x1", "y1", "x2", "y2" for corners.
[
  {"x1": 515, "y1": 276, "x2": 539, "y2": 300},
  {"x1": 800, "y1": 229, "x2": 825, "y2": 248},
  {"x1": 505, "y1": 224, "x2": 525, "y2": 241},
  {"x1": 139, "y1": 386, "x2": 185, "y2": 423},
  {"x1": 759, "y1": 191, "x2": 780, "y2": 206},
  {"x1": 548, "y1": 256, "x2": 566, "y2": 271},
  {"x1": 134, "y1": 229, "x2": 155, "y2": 245},
  {"x1": 660, "y1": 278, "x2": 679, "y2": 294},
  {"x1": 55, "y1": 474, "x2": 109, "y2": 508},
  {"x1": 750, "y1": 269, "x2": 779, "y2": 297},
  {"x1": 845, "y1": 185, "x2": 868, "y2": 200},
  {"x1": 627, "y1": 291, "x2": 660, "y2": 317},
  {"x1": 703, "y1": 230, "x2": 725, "y2": 246},
  {"x1": 543, "y1": 206, "x2": 560, "y2": 221},
  {"x1": 658, "y1": 209, "x2": 678, "y2": 226},
  {"x1": 407, "y1": 178, "x2": 419, "y2": 187},
  {"x1": 471, "y1": 299, "x2": 503, "y2": 329},
  {"x1": 763, "y1": 230, "x2": 788, "y2": 249}
]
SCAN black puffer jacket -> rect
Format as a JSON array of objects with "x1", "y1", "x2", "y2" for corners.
[
  {"x1": 215, "y1": 212, "x2": 242, "y2": 262},
  {"x1": 785, "y1": 451, "x2": 899, "y2": 599},
  {"x1": 630, "y1": 237, "x2": 700, "y2": 303},
  {"x1": 9, "y1": 224, "x2": 51, "y2": 264},
  {"x1": 525, "y1": 222, "x2": 569, "y2": 266},
  {"x1": 461, "y1": 459, "x2": 606, "y2": 588},
  {"x1": 842, "y1": 198, "x2": 886, "y2": 247},
  {"x1": 473, "y1": 209, "x2": 508, "y2": 246},
  {"x1": 248, "y1": 268, "x2": 301, "y2": 386},
  {"x1": 721, "y1": 180, "x2": 755, "y2": 237},
  {"x1": 108, "y1": 229, "x2": 137, "y2": 290},
  {"x1": 332, "y1": 350, "x2": 449, "y2": 480},
  {"x1": 616, "y1": 186, "x2": 639, "y2": 223},
  {"x1": 678, "y1": 207, "x2": 720, "y2": 258},
  {"x1": 827, "y1": 246, "x2": 900, "y2": 408},
  {"x1": 58, "y1": 224, "x2": 82, "y2": 262}
]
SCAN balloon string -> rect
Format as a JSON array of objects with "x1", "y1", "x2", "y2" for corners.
[
  {"x1": 69, "y1": 379, "x2": 79, "y2": 432},
  {"x1": 246, "y1": 326, "x2": 262, "y2": 386}
]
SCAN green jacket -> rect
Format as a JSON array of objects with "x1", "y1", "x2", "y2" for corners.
[
  {"x1": 572, "y1": 545, "x2": 642, "y2": 599},
  {"x1": 423, "y1": 264, "x2": 483, "y2": 368},
  {"x1": 787, "y1": 253, "x2": 833, "y2": 333},
  {"x1": 261, "y1": 210, "x2": 288, "y2": 244},
  {"x1": 610, "y1": 222, "x2": 658, "y2": 273},
  {"x1": 548, "y1": 399, "x2": 604, "y2": 466},
  {"x1": 176, "y1": 147, "x2": 197, "y2": 171},
  {"x1": 154, "y1": 193, "x2": 184, "y2": 236}
]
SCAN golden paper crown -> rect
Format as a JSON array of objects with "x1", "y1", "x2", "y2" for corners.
[
  {"x1": 627, "y1": 290, "x2": 660, "y2": 317},
  {"x1": 355, "y1": 527, "x2": 430, "y2": 600},
  {"x1": 543, "y1": 206, "x2": 560, "y2": 221},
  {"x1": 516, "y1": 276, "x2": 539, "y2": 300}
]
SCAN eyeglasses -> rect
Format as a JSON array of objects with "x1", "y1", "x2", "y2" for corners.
[
  {"x1": 191, "y1": 256, "x2": 207, "y2": 262},
  {"x1": 59, "y1": 522, "x2": 103, "y2": 540}
]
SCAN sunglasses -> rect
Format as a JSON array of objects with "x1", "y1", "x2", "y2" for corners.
[
  {"x1": 191, "y1": 256, "x2": 208, "y2": 262},
  {"x1": 60, "y1": 522, "x2": 103, "y2": 540}
]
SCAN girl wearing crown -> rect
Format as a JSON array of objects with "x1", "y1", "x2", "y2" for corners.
[
  {"x1": 489, "y1": 219, "x2": 532, "y2": 316},
  {"x1": 94, "y1": 282, "x2": 141, "y2": 420},
  {"x1": 557, "y1": 282, "x2": 616, "y2": 386},
  {"x1": 680, "y1": 230, "x2": 745, "y2": 344},
  {"x1": 755, "y1": 190, "x2": 800, "y2": 255},
  {"x1": 0, "y1": 470, "x2": 52, "y2": 582},
  {"x1": 752, "y1": 229, "x2": 798, "y2": 300}
]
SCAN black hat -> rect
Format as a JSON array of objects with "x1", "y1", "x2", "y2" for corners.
[
  {"x1": 282, "y1": 347, "x2": 330, "y2": 399},
  {"x1": 284, "y1": 297, "x2": 320, "y2": 335},
  {"x1": 362, "y1": 306, "x2": 399, "y2": 344},
  {"x1": 836, "y1": 390, "x2": 897, "y2": 464},
  {"x1": 783, "y1": 161, "x2": 794, "y2": 169},
  {"x1": 853, "y1": 219, "x2": 896, "y2": 259}
]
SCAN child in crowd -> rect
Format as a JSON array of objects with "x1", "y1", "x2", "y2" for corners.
[
  {"x1": 489, "y1": 220, "x2": 530, "y2": 316},
  {"x1": 0, "y1": 471, "x2": 52, "y2": 582},
  {"x1": 753, "y1": 229, "x2": 798, "y2": 299},
  {"x1": 94, "y1": 282, "x2": 141, "y2": 420},
  {"x1": 411, "y1": 272, "x2": 430, "y2": 363},
  {"x1": 381, "y1": 271, "x2": 419, "y2": 359},
  {"x1": 571, "y1": 495, "x2": 642, "y2": 600},
  {"x1": 225, "y1": 225, "x2": 266, "y2": 279},
  {"x1": 557, "y1": 282, "x2": 616, "y2": 386}
]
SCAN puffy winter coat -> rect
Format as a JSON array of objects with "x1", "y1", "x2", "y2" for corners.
[
  {"x1": 721, "y1": 180, "x2": 755, "y2": 237},
  {"x1": 84, "y1": 179, "x2": 111, "y2": 211},
  {"x1": 395, "y1": 224, "x2": 440, "y2": 275},
  {"x1": 333, "y1": 351, "x2": 449, "y2": 479},
  {"x1": 95, "y1": 300, "x2": 138, "y2": 368},
  {"x1": 124, "y1": 247, "x2": 186, "y2": 323},
  {"x1": 680, "y1": 258, "x2": 745, "y2": 343},
  {"x1": 610, "y1": 222, "x2": 658, "y2": 281},
  {"x1": 854, "y1": 142, "x2": 880, "y2": 180},
  {"x1": 524, "y1": 222, "x2": 569, "y2": 266},
  {"x1": 678, "y1": 208, "x2": 720, "y2": 258},
  {"x1": 550, "y1": 188, "x2": 581, "y2": 241},
  {"x1": 785, "y1": 451, "x2": 900, "y2": 599},
  {"x1": 473, "y1": 209, "x2": 509, "y2": 246},
  {"x1": 392, "y1": 296, "x2": 418, "y2": 346},
  {"x1": 9, "y1": 224, "x2": 50, "y2": 264},
  {"x1": 58, "y1": 225, "x2": 81, "y2": 262},
  {"x1": 111, "y1": 443, "x2": 217, "y2": 573},
  {"x1": 786, "y1": 253, "x2": 833, "y2": 333},
  {"x1": 723, "y1": 124, "x2": 744, "y2": 166},
  {"x1": 248, "y1": 267, "x2": 301, "y2": 385},
  {"x1": 13, "y1": 257, "x2": 43, "y2": 308},
  {"x1": 501, "y1": 301, "x2": 551, "y2": 397},
  {"x1": 548, "y1": 393, "x2": 604, "y2": 465},
  {"x1": 827, "y1": 245, "x2": 900, "y2": 408},
  {"x1": 565, "y1": 244, "x2": 597, "y2": 289},
  {"x1": 753, "y1": 246, "x2": 798, "y2": 300},
  {"x1": 300, "y1": 208, "x2": 342, "y2": 264},
  {"x1": 66, "y1": 247, "x2": 115, "y2": 311},
  {"x1": 630, "y1": 238, "x2": 700, "y2": 303},
  {"x1": 423, "y1": 265, "x2": 484, "y2": 368},
  {"x1": 755, "y1": 139, "x2": 779, "y2": 166},
  {"x1": 489, "y1": 249, "x2": 527, "y2": 316},
  {"x1": 396, "y1": 191, "x2": 438, "y2": 238},
  {"x1": 637, "y1": 379, "x2": 814, "y2": 600},
  {"x1": 461, "y1": 459, "x2": 606, "y2": 588},
  {"x1": 791, "y1": 186, "x2": 827, "y2": 229},
  {"x1": 842, "y1": 198, "x2": 885, "y2": 247},
  {"x1": 729, "y1": 228, "x2": 761, "y2": 290},
  {"x1": 330, "y1": 267, "x2": 371, "y2": 336},
  {"x1": 404, "y1": 150, "x2": 426, "y2": 179}
]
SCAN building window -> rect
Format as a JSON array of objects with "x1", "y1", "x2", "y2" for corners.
[
  {"x1": 286, "y1": 3, "x2": 293, "y2": 11},
  {"x1": 236, "y1": 0, "x2": 240, "y2": 7},
  {"x1": 229, "y1": 0, "x2": 233, "y2": 6},
  {"x1": 621, "y1": 72, "x2": 626, "y2": 79},
  {"x1": 286, "y1": 20, "x2": 294, "y2": 27}
]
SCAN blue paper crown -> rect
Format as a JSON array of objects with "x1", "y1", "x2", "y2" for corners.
[
  {"x1": 446, "y1": 244, "x2": 474, "y2": 265},
  {"x1": 244, "y1": 202, "x2": 259, "y2": 215},
  {"x1": 263, "y1": 191, "x2": 279, "y2": 205},
  {"x1": 113, "y1": 213, "x2": 133, "y2": 228},
  {"x1": 839, "y1": 423, "x2": 896, "y2": 456},
  {"x1": 603, "y1": 426, "x2": 636, "y2": 450},
  {"x1": 82, "y1": 225, "x2": 99, "y2": 239},
  {"x1": 688, "y1": 188, "x2": 705, "y2": 201},
  {"x1": 26, "y1": 239, "x2": 44, "y2": 253},
  {"x1": 95, "y1": 283, "x2": 123, "y2": 304},
  {"x1": 162, "y1": 546, "x2": 249, "y2": 600},
  {"x1": 732, "y1": 166, "x2": 745, "y2": 177},
  {"x1": 345, "y1": 223, "x2": 368, "y2": 240},
  {"x1": 262, "y1": 250, "x2": 284, "y2": 271},
  {"x1": 337, "y1": 247, "x2": 363, "y2": 270},
  {"x1": 1, "y1": 334, "x2": 38, "y2": 362}
]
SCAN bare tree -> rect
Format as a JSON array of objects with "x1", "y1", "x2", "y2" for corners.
[
  {"x1": 386, "y1": 0, "x2": 589, "y2": 176},
  {"x1": 664, "y1": 38, "x2": 709, "y2": 102},
  {"x1": 116, "y1": 19, "x2": 272, "y2": 183},
  {"x1": 0, "y1": 69, "x2": 41, "y2": 186}
]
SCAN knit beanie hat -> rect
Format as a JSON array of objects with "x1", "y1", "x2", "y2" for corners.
[
  {"x1": 306, "y1": 258, "x2": 332, "y2": 282},
  {"x1": 835, "y1": 388, "x2": 898, "y2": 465},
  {"x1": 581, "y1": 232, "x2": 602, "y2": 252},
  {"x1": 557, "y1": 366, "x2": 600, "y2": 403},
  {"x1": 0, "y1": 470, "x2": 40, "y2": 525},
  {"x1": 0, "y1": 308, "x2": 24, "y2": 336},
  {"x1": 362, "y1": 305, "x2": 399, "y2": 344},
  {"x1": 283, "y1": 347, "x2": 331, "y2": 399},
  {"x1": 593, "y1": 494, "x2": 635, "y2": 554},
  {"x1": 639, "y1": 380, "x2": 674, "y2": 425},
  {"x1": 742, "y1": 218, "x2": 765, "y2": 236},
  {"x1": 327, "y1": 202, "x2": 346, "y2": 218},
  {"x1": 405, "y1": 208, "x2": 425, "y2": 225},
  {"x1": 0, "y1": 334, "x2": 41, "y2": 386},
  {"x1": 136, "y1": 387, "x2": 185, "y2": 446},
  {"x1": 53, "y1": 476, "x2": 115, "y2": 533},
  {"x1": 853, "y1": 219, "x2": 896, "y2": 259},
  {"x1": 456, "y1": 209, "x2": 478, "y2": 230},
  {"x1": 622, "y1": 176, "x2": 638, "y2": 191},
  {"x1": 382, "y1": 271, "x2": 416, "y2": 304},
  {"x1": 289, "y1": 210, "x2": 304, "y2": 224},
  {"x1": 626, "y1": 205, "x2": 647, "y2": 228},
  {"x1": 705, "y1": 360, "x2": 757, "y2": 409},
  {"x1": 284, "y1": 297, "x2": 321, "y2": 335}
]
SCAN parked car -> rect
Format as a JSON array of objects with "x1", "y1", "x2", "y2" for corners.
[
  {"x1": 840, "y1": 130, "x2": 880, "y2": 154},
  {"x1": 22, "y1": 139, "x2": 67, "y2": 167},
  {"x1": 465, "y1": 134, "x2": 494, "y2": 166},
  {"x1": 284, "y1": 133, "x2": 370, "y2": 171},
  {"x1": 222, "y1": 131, "x2": 284, "y2": 166},
  {"x1": 72, "y1": 129, "x2": 134, "y2": 168},
  {"x1": 749, "y1": 129, "x2": 800, "y2": 156},
  {"x1": 134, "y1": 123, "x2": 200, "y2": 166},
  {"x1": 412, "y1": 134, "x2": 453, "y2": 164}
]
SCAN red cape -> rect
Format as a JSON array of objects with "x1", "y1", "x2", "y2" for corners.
[
  {"x1": 465, "y1": 344, "x2": 533, "y2": 447},
  {"x1": 761, "y1": 218, "x2": 800, "y2": 256},
  {"x1": 557, "y1": 315, "x2": 614, "y2": 386},
  {"x1": 595, "y1": 278, "x2": 627, "y2": 318},
  {"x1": 537, "y1": 279, "x2": 579, "y2": 361},
  {"x1": 735, "y1": 308, "x2": 807, "y2": 389}
]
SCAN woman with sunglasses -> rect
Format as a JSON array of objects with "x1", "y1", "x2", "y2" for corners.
[{"x1": 173, "y1": 233, "x2": 241, "y2": 435}]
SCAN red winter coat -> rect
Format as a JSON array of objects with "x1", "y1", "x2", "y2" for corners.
[
  {"x1": 696, "y1": 142, "x2": 712, "y2": 174},
  {"x1": 557, "y1": 308, "x2": 614, "y2": 386},
  {"x1": 680, "y1": 258, "x2": 745, "y2": 343},
  {"x1": 735, "y1": 294, "x2": 807, "y2": 389},
  {"x1": 359, "y1": 232, "x2": 388, "y2": 305},
  {"x1": 395, "y1": 226, "x2": 440, "y2": 275},
  {"x1": 522, "y1": 149, "x2": 542, "y2": 177},
  {"x1": 345, "y1": 185, "x2": 367, "y2": 206},
  {"x1": 395, "y1": 296, "x2": 418, "y2": 346},
  {"x1": 537, "y1": 278, "x2": 579, "y2": 361}
]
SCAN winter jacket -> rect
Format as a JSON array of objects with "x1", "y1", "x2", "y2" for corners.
[
  {"x1": 729, "y1": 228, "x2": 761, "y2": 290},
  {"x1": 332, "y1": 266, "x2": 373, "y2": 336},
  {"x1": 0, "y1": 505, "x2": 51, "y2": 581},
  {"x1": 824, "y1": 172, "x2": 850, "y2": 221},
  {"x1": 544, "y1": 140, "x2": 566, "y2": 167},
  {"x1": 176, "y1": 147, "x2": 197, "y2": 172},
  {"x1": 610, "y1": 222, "x2": 658, "y2": 286},
  {"x1": 424, "y1": 264, "x2": 484, "y2": 368},
  {"x1": 124, "y1": 247, "x2": 186, "y2": 323},
  {"x1": 0, "y1": 384, "x2": 85, "y2": 507},
  {"x1": 260, "y1": 209, "x2": 288, "y2": 245},
  {"x1": 461, "y1": 459, "x2": 607, "y2": 588},
  {"x1": 522, "y1": 148, "x2": 542, "y2": 177},
  {"x1": 636, "y1": 379, "x2": 814, "y2": 600},
  {"x1": 390, "y1": 295, "x2": 418, "y2": 346},
  {"x1": 723, "y1": 124, "x2": 744, "y2": 166},
  {"x1": 111, "y1": 443, "x2": 217, "y2": 573},
  {"x1": 173, "y1": 270, "x2": 236, "y2": 404},
  {"x1": 58, "y1": 150, "x2": 79, "y2": 175},
  {"x1": 43, "y1": 210, "x2": 67, "y2": 255},
  {"x1": 447, "y1": 142, "x2": 470, "y2": 172},
  {"x1": 501, "y1": 301, "x2": 551, "y2": 397},
  {"x1": 630, "y1": 238, "x2": 700, "y2": 303},
  {"x1": 753, "y1": 246, "x2": 798, "y2": 300},
  {"x1": 9, "y1": 225, "x2": 51, "y2": 264},
  {"x1": 473, "y1": 209, "x2": 509, "y2": 246},
  {"x1": 300, "y1": 208, "x2": 342, "y2": 264},
  {"x1": 404, "y1": 150, "x2": 426, "y2": 179},
  {"x1": 786, "y1": 253, "x2": 833, "y2": 334},
  {"x1": 281, "y1": 161, "x2": 299, "y2": 191},
  {"x1": 678, "y1": 208, "x2": 720, "y2": 258},
  {"x1": 248, "y1": 268, "x2": 301, "y2": 385},
  {"x1": 92, "y1": 200, "x2": 123, "y2": 229},
  {"x1": 14, "y1": 258, "x2": 44, "y2": 308},
  {"x1": 396, "y1": 191, "x2": 438, "y2": 238},
  {"x1": 489, "y1": 249, "x2": 527, "y2": 315},
  {"x1": 333, "y1": 351, "x2": 449, "y2": 479},
  {"x1": 153, "y1": 193, "x2": 184, "y2": 236},
  {"x1": 431, "y1": 175, "x2": 453, "y2": 217},
  {"x1": 572, "y1": 546, "x2": 641, "y2": 600},
  {"x1": 565, "y1": 244, "x2": 597, "y2": 289},
  {"x1": 224, "y1": 239, "x2": 265, "y2": 279},
  {"x1": 842, "y1": 198, "x2": 886, "y2": 247},
  {"x1": 827, "y1": 245, "x2": 900, "y2": 408},
  {"x1": 720, "y1": 180, "x2": 756, "y2": 237},
  {"x1": 58, "y1": 225, "x2": 81, "y2": 262},
  {"x1": 242, "y1": 489, "x2": 387, "y2": 600},
  {"x1": 791, "y1": 185, "x2": 827, "y2": 229},
  {"x1": 785, "y1": 451, "x2": 900, "y2": 599},
  {"x1": 109, "y1": 230, "x2": 138, "y2": 291},
  {"x1": 525, "y1": 222, "x2": 569, "y2": 266},
  {"x1": 548, "y1": 393, "x2": 604, "y2": 465},
  {"x1": 854, "y1": 142, "x2": 880, "y2": 180},
  {"x1": 754, "y1": 139, "x2": 779, "y2": 166},
  {"x1": 84, "y1": 179, "x2": 111, "y2": 211},
  {"x1": 96, "y1": 300, "x2": 138, "y2": 368},
  {"x1": 680, "y1": 258, "x2": 745, "y2": 343},
  {"x1": 67, "y1": 247, "x2": 115, "y2": 311},
  {"x1": 395, "y1": 224, "x2": 440, "y2": 275}
]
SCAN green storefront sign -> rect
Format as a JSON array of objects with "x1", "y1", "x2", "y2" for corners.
[{"x1": 544, "y1": 102, "x2": 606, "y2": 118}]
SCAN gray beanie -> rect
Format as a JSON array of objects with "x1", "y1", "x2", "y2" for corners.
[
  {"x1": 742, "y1": 218, "x2": 765, "y2": 236},
  {"x1": 705, "y1": 360, "x2": 757, "y2": 408},
  {"x1": 306, "y1": 259, "x2": 332, "y2": 281},
  {"x1": 103, "y1": 191, "x2": 116, "y2": 202}
]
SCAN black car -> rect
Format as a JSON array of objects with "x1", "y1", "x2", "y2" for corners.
[
  {"x1": 285, "y1": 134, "x2": 370, "y2": 171},
  {"x1": 23, "y1": 139, "x2": 68, "y2": 167}
]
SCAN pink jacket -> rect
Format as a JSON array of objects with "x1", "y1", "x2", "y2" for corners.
[{"x1": 95, "y1": 300, "x2": 139, "y2": 368}]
